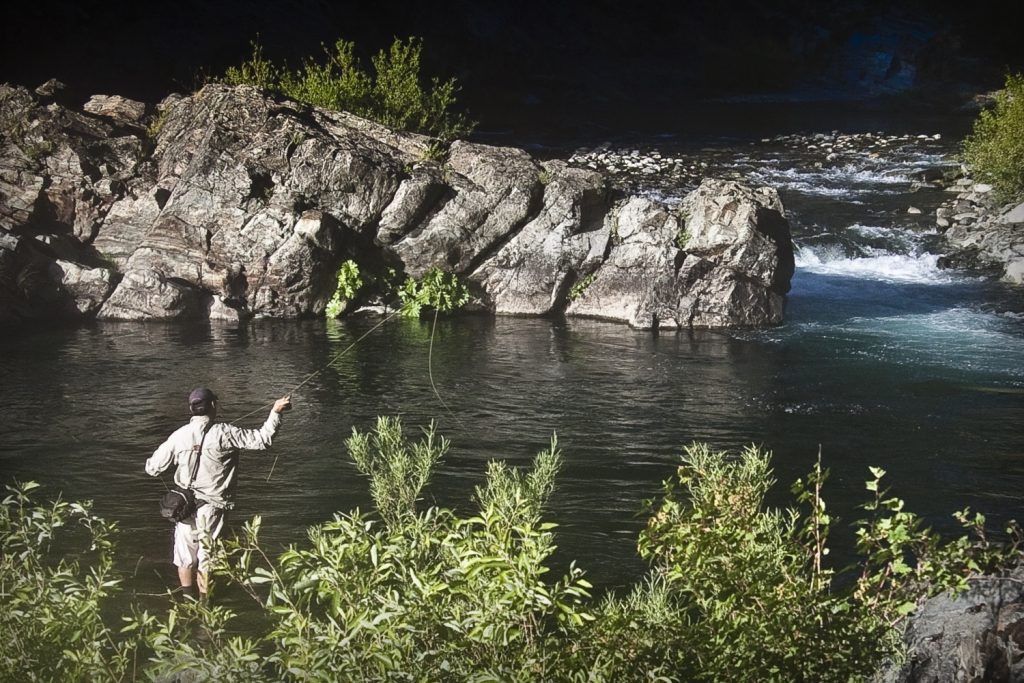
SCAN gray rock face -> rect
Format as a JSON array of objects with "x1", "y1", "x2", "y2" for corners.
[
  {"x1": 97, "y1": 85, "x2": 409, "y2": 320},
  {"x1": 937, "y1": 178, "x2": 1024, "y2": 285},
  {"x1": 82, "y1": 95, "x2": 148, "y2": 128},
  {"x1": 566, "y1": 180, "x2": 793, "y2": 329},
  {"x1": 386, "y1": 141, "x2": 543, "y2": 278},
  {"x1": 52, "y1": 260, "x2": 117, "y2": 315},
  {"x1": 470, "y1": 160, "x2": 610, "y2": 315},
  {"x1": 0, "y1": 82, "x2": 795, "y2": 329},
  {"x1": 875, "y1": 567, "x2": 1024, "y2": 683}
]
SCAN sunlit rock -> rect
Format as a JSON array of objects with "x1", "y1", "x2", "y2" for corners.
[{"x1": 1, "y1": 82, "x2": 797, "y2": 328}]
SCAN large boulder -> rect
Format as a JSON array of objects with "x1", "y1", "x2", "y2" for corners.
[
  {"x1": 97, "y1": 84, "x2": 414, "y2": 320},
  {"x1": 937, "y1": 178, "x2": 1024, "y2": 284},
  {"x1": 0, "y1": 85, "x2": 146, "y2": 246},
  {"x1": 0, "y1": 229, "x2": 103, "y2": 323},
  {"x1": 52, "y1": 259, "x2": 117, "y2": 315},
  {"x1": 469, "y1": 160, "x2": 610, "y2": 315},
  {"x1": 385, "y1": 141, "x2": 544, "y2": 278},
  {"x1": 566, "y1": 179, "x2": 793, "y2": 329}
]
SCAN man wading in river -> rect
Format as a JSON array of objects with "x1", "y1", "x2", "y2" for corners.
[{"x1": 146, "y1": 388, "x2": 292, "y2": 600}]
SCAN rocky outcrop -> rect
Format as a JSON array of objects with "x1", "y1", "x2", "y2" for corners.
[
  {"x1": 875, "y1": 567, "x2": 1024, "y2": 682},
  {"x1": 0, "y1": 82, "x2": 794, "y2": 329},
  {"x1": 936, "y1": 176, "x2": 1024, "y2": 284},
  {"x1": 566, "y1": 181, "x2": 792, "y2": 329}
]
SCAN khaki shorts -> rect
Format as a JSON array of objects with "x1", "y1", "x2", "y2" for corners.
[{"x1": 172, "y1": 503, "x2": 226, "y2": 573}]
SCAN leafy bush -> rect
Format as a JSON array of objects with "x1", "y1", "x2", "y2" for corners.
[
  {"x1": 632, "y1": 444, "x2": 1020, "y2": 682},
  {"x1": 398, "y1": 267, "x2": 471, "y2": 318},
  {"x1": 0, "y1": 482, "x2": 138, "y2": 681},
  {"x1": 567, "y1": 273, "x2": 595, "y2": 302},
  {"x1": 219, "y1": 421, "x2": 595, "y2": 681},
  {"x1": 3, "y1": 436, "x2": 1020, "y2": 681},
  {"x1": 223, "y1": 41, "x2": 281, "y2": 92},
  {"x1": 221, "y1": 37, "x2": 474, "y2": 142},
  {"x1": 347, "y1": 416, "x2": 447, "y2": 526},
  {"x1": 324, "y1": 259, "x2": 363, "y2": 318},
  {"x1": 962, "y1": 72, "x2": 1024, "y2": 201}
]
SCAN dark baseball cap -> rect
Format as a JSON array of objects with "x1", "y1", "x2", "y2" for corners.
[{"x1": 188, "y1": 387, "x2": 218, "y2": 406}]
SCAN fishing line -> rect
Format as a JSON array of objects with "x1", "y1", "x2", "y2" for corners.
[
  {"x1": 427, "y1": 307, "x2": 468, "y2": 431},
  {"x1": 238, "y1": 304, "x2": 411, "y2": 424},
  {"x1": 261, "y1": 304, "x2": 411, "y2": 481}
]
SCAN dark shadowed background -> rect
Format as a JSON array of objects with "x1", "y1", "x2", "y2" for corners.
[{"x1": 3, "y1": 0, "x2": 1023, "y2": 141}]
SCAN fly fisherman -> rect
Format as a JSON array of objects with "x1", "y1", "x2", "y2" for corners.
[{"x1": 146, "y1": 387, "x2": 292, "y2": 600}]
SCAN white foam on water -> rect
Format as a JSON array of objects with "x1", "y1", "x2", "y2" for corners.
[
  {"x1": 637, "y1": 188, "x2": 685, "y2": 206},
  {"x1": 795, "y1": 246, "x2": 963, "y2": 284},
  {"x1": 846, "y1": 224, "x2": 901, "y2": 239},
  {"x1": 746, "y1": 164, "x2": 913, "y2": 198}
]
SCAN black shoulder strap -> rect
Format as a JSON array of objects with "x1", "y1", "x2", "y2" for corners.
[{"x1": 185, "y1": 422, "x2": 212, "y2": 489}]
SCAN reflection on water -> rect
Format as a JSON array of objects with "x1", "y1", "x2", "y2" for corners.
[{"x1": 2, "y1": 312, "x2": 1023, "y2": 596}]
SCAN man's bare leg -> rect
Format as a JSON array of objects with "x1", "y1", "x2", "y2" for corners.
[{"x1": 177, "y1": 565, "x2": 199, "y2": 599}]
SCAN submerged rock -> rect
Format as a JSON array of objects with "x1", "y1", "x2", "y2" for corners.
[{"x1": 0, "y1": 82, "x2": 794, "y2": 329}]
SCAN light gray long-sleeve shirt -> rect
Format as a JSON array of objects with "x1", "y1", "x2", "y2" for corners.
[{"x1": 145, "y1": 410, "x2": 281, "y2": 510}]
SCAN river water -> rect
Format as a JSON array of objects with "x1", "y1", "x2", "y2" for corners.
[{"x1": 2, "y1": 115, "x2": 1023, "y2": 600}]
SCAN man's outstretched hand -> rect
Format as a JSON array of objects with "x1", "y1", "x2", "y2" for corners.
[{"x1": 273, "y1": 396, "x2": 292, "y2": 413}]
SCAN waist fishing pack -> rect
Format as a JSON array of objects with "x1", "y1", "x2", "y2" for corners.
[
  {"x1": 159, "y1": 486, "x2": 198, "y2": 523},
  {"x1": 159, "y1": 425, "x2": 210, "y2": 523}
]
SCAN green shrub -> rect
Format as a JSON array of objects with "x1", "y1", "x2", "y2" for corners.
[
  {"x1": 0, "y1": 482, "x2": 138, "y2": 681},
  {"x1": 324, "y1": 259, "x2": 363, "y2": 318},
  {"x1": 219, "y1": 423, "x2": 595, "y2": 681},
  {"x1": 220, "y1": 37, "x2": 474, "y2": 142},
  {"x1": 3, "y1": 436, "x2": 1020, "y2": 681},
  {"x1": 398, "y1": 267, "x2": 470, "y2": 318},
  {"x1": 145, "y1": 108, "x2": 169, "y2": 141},
  {"x1": 568, "y1": 273, "x2": 595, "y2": 302},
  {"x1": 279, "y1": 39, "x2": 372, "y2": 113},
  {"x1": 962, "y1": 73, "x2": 1024, "y2": 201},
  {"x1": 347, "y1": 416, "x2": 447, "y2": 526},
  {"x1": 223, "y1": 40, "x2": 281, "y2": 92},
  {"x1": 633, "y1": 444, "x2": 1020, "y2": 682},
  {"x1": 674, "y1": 225, "x2": 691, "y2": 250}
]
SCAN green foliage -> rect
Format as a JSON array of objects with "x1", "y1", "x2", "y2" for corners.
[
  {"x1": 22, "y1": 139, "x2": 54, "y2": 161},
  {"x1": 4, "y1": 438, "x2": 1020, "y2": 681},
  {"x1": 223, "y1": 40, "x2": 281, "y2": 91},
  {"x1": 962, "y1": 72, "x2": 1024, "y2": 201},
  {"x1": 279, "y1": 39, "x2": 372, "y2": 112},
  {"x1": 347, "y1": 416, "x2": 448, "y2": 526},
  {"x1": 325, "y1": 259, "x2": 363, "y2": 318},
  {"x1": 129, "y1": 598, "x2": 266, "y2": 682},
  {"x1": 421, "y1": 139, "x2": 449, "y2": 163},
  {"x1": 145, "y1": 108, "x2": 169, "y2": 141},
  {"x1": 398, "y1": 267, "x2": 470, "y2": 318},
  {"x1": 568, "y1": 273, "x2": 595, "y2": 302},
  {"x1": 853, "y1": 466, "x2": 1018, "y2": 611},
  {"x1": 219, "y1": 425, "x2": 595, "y2": 681},
  {"x1": 634, "y1": 444, "x2": 1021, "y2": 682},
  {"x1": 674, "y1": 227, "x2": 691, "y2": 250},
  {"x1": 0, "y1": 482, "x2": 138, "y2": 681},
  {"x1": 220, "y1": 37, "x2": 474, "y2": 142},
  {"x1": 674, "y1": 210, "x2": 692, "y2": 250}
]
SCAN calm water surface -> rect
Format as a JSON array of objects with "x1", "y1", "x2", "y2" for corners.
[{"x1": 2, "y1": 128, "x2": 1023, "y2": 601}]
